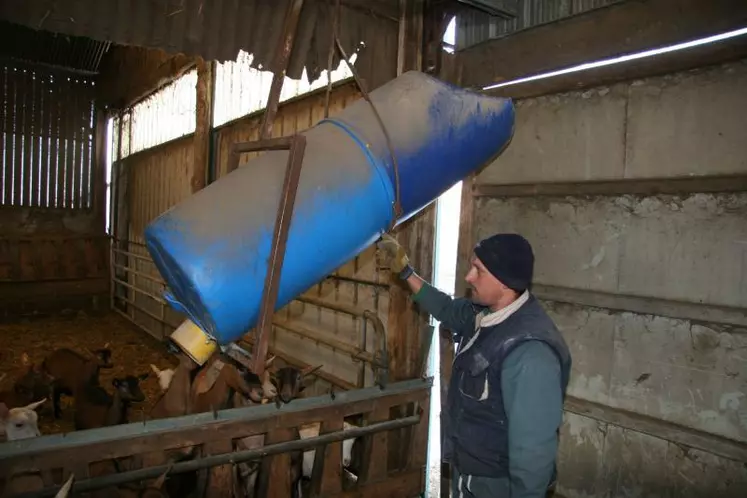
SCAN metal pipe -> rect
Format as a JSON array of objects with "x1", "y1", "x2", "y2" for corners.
[
  {"x1": 112, "y1": 237, "x2": 147, "y2": 247},
  {"x1": 251, "y1": 135, "x2": 307, "y2": 376},
  {"x1": 112, "y1": 296, "x2": 177, "y2": 329},
  {"x1": 366, "y1": 309, "x2": 389, "y2": 387},
  {"x1": 10, "y1": 416, "x2": 421, "y2": 498},
  {"x1": 112, "y1": 276, "x2": 166, "y2": 305},
  {"x1": 293, "y1": 296, "x2": 389, "y2": 381},
  {"x1": 112, "y1": 248, "x2": 157, "y2": 264},
  {"x1": 112, "y1": 263, "x2": 165, "y2": 285},
  {"x1": 259, "y1": 0, "x2": 305, "y2": 141},
  {"x1": 325, "y1": 274, "x2": 389, "y2": 289},
  {"x1": 272, "y1": 319, "x2": 378, "y2": 365}
]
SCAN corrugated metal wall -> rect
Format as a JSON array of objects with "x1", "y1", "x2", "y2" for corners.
[
  {"x1": 0, "y1": 60, "x2": 106, "y2": 317},
  {"x1": 468, "y1": 59, "x2": 747, "y2": 497},
  {"x1": 456, "y1": 0, "x2": 624, "y2": 50},
  {"x1": 1, "y1": 62, "x2": 96, "y2": 208}
]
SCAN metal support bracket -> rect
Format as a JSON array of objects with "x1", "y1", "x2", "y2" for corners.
[{"x1": 225, "y1": 136, "x2": 307, "y2": 377}]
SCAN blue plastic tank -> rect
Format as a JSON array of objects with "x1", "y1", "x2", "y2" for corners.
[{"x1": 144, "y1": 70, "x2": 515, "y2": 345}]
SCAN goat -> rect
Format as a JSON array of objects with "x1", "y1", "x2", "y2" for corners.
[
  {"x1": 150, "y1": 364, "x2": 175, "y2": 392},
  {"x1": 42, "y1": 346, "x2": 113, "y2": 418},
  {"x1": 0, "y1": 399, "x2": 49, "y2": 496},
  {"x1": 270, "y1": 363, "x2": 324, "y2": 404},
  {"x1": 191, "y1": 354, "x2": 264, "y2": 413},
  {"x1": 73, "y1": 374, "x2": 147, "y2": 430},
  {"x1": 0, "y1": 398, "x2": 46, "y2": 440},
  {"x1": 297, "y1": 421, "x2": 359, "y2": 479},
  {"x1": 0, "y1": 354, "x2": 55, "y2": 413}
]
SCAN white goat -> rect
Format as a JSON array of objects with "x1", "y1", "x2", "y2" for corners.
[
  {"x1": 0, "y1": 398, "x2": 46, "y2": 440},
  {"x1": 298, "y1": 421, "x2": 358, "y2": 478},
  {"x1": 150, "y1": 364, "x2": 175, "y2": 392}
]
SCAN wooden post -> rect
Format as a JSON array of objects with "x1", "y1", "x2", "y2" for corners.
[
  {"x1": 259, "y1": 0, "x2": 305, "y2": 140},
  {"x1": 454, "y1": 174, "x2": 475, "y2": 299},
  {"x1": 192, "y1": 59, "x2": 214, "y2": 192}
]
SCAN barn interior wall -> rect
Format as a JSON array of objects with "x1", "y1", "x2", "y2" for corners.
[
  {"x1": 471, "y1": 59, "x2": 747, "y2": 497},
  {"x1": 0, "y1": 62, "x2": 107, "y2": 318}
]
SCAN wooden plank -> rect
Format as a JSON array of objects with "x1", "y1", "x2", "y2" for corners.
[
  {"x1": 92, "y1": 109, "x2": 107, "y2": 230},
  {"x1": 454, "y1": 174, "x2": 475, "y2": 299},
  {"x1": 460, "y1": 0, "x2": 747, "y2": 89},
  {"x1": 39, "y1": 72, "x2": 51, "y2": 208},
  {"x1": 405, "y1": 401, "x2": 429, "y2": 470},
  {"x1": 257, "y1": 427, "x2": 298, "y2": 498},
  {"x1": 203, "y1": 439, "x2": 234, "y2": 497},
  {"x1": 358, "y1": 404, "x2": 389, "y2": 484},
  {"x1": 0, "y1": 277, "x2": 108, "y2": 299},
  {"x1": 0, "y1": 379, "x2": 430, "y2": 472},
  {"x1": 80, "y1": 81, "x2": 92, "y2": 209},
  {"x1": 534, "y1": 284, "x2": 747, "y2": 329},
  {"x1": 474, "y1": 175, "x2": 747, "y2": 198},
  {"x1": 309, "y1": 416, "x2": 344, "y2": 496},
  {"x1": 565, "y1": 395, "x2": 747, "y2": 463},
  {"x1": 192, "y1": 59, "x2": 214, "y2": 193}
]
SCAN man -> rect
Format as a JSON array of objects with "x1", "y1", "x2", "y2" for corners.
[{"x1": 378, "y1": 232, "x2": 571, "y2": 498}]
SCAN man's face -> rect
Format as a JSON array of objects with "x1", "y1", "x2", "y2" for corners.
[{"x1": 464, "y1": 255, "x2": 507, "y2": 308}]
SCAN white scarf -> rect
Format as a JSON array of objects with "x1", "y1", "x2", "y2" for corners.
[{"x1": 456, "y1": 291, "x2": 530, "y2": 357}]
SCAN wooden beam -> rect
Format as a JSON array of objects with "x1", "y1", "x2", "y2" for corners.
[
  {"x1": 473, "y1": 175, "x2": 747, "y2": 198},
  {"x1": 459, "y1": 0, "x2": 747, "y2": 90},
  {"x1": 192, "y1": 59, "x2": 214, "y2": 193},
  {"x1": 0, "y1": 379, "x2": 431, "y2": 470},
  {"x1": 260, "y1": 0, "x2": 305, "y2": 140},
  {"x1": 488, "y1": 34, "x2": 747, "y2": 99},
  {"x1": 454, "y1": 174, "x2": 475, "y2": 299},
  {"x1": 92, "y1": 108, "x2": 109, "y2": 232},
  {"x1": 565, "y1": 396, "x2": 747, "y2": 463},
  {"x1": 534, "y1": 284, "x2": 747, "y2": 329}
]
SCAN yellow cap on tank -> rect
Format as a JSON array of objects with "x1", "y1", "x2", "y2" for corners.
[{"x1": 169, "y1": 318, "x2": 217, "y2": 366}]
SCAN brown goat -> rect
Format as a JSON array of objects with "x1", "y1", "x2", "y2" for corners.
[
  {"x1": 42, "y1": 347, "x2": 113, "y2": 418},
  {"x1": 0, "y1": 354, "x2": 55, "y2": 412},
  {"x1": 73, "y1": 374, "x2": 148, "y2": 431}
]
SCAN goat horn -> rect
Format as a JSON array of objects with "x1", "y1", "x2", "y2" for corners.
[
  {"x1": 301, "y1": 364, "x2": 323, "y2": 377},
  {"x1": 54, "y1": 473, "x2": 75, "y2": 498}
]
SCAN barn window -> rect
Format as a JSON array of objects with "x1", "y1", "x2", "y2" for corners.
[
  {"x1": 212, "y1": 49, "x2": 358, "y2": 128},
  {"x1": 0, "y1": 64, "x2": 96, "y2": 209},
  {"x1": 112, "y1": 69, "x2": 197, "y2": 159}
]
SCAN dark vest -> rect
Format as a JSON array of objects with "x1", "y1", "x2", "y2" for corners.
[{"x1": 443, "y1": 295, "x2": 572, "y2": 478}]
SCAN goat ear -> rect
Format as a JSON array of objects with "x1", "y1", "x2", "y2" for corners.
[
  {"x1": 150, "y1": 364, "x2": 161, "y2": 375},
  {"x1": 301, "y1": 364, "x2": 323, "y2": 377},
  {"x1": 265, "y1": 355, "x2": 276, "y2": 368},
  {"x1": 25, "y1": 398, "x2": 47, "y2": 411}
]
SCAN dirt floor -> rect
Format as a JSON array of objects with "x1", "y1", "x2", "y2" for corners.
[{"x1": 0, "y1": 311, "x2": 178, "y2": 435}]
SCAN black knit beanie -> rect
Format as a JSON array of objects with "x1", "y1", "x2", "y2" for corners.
[{"x1": 473, "y1": 233, "x2": 534, "y2": 292}]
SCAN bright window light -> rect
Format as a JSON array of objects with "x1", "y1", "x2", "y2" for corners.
[{"x1": 483, "y1": 26, "x2": 747, "y2": 91}]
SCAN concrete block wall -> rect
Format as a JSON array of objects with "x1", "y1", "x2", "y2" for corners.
[{"x1": 473, "y1": 59, "x2": 747, "y2": 497}]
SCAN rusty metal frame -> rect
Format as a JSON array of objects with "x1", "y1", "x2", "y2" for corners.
[{"x1": 225, "y1": 136, "x2": 308, "y2": 377}]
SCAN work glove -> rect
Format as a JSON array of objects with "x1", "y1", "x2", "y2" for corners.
[{"x1": 377, "y1": 233, "x2": 415, "y2": 280}]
